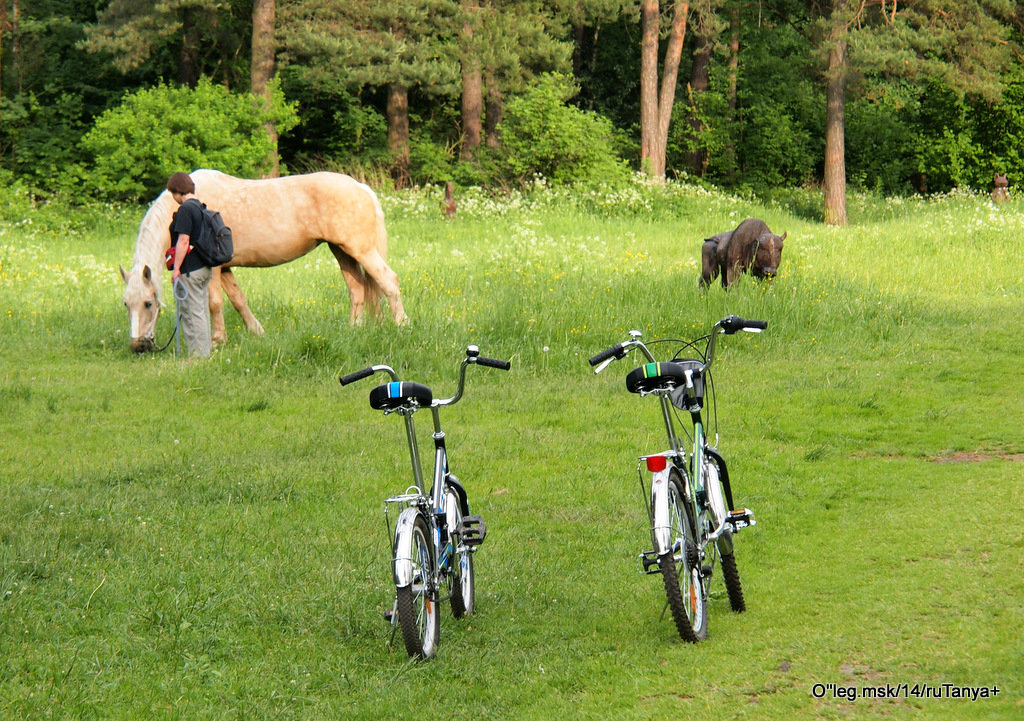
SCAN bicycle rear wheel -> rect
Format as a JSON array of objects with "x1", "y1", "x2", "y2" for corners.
[
  {"x1": 445, "y1": 486, "x2": 475, "y2": 618},
  {"x1": 659, "y1": 469, "x2": 707, "y2": 642},
  {"x1": 395, "y1": 514, "x2": 439, "y2": 658}
]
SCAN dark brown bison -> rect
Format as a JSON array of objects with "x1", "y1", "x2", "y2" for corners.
[{"x1": 701, "y1": 218, "x2": 786, "y2": 288}]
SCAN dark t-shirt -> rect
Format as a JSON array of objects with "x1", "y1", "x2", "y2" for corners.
[{"x1": 169, "y1": 199, "x2": 207, "y2": 273}]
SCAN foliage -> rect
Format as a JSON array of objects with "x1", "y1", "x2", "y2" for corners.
[
  {"x1": 79, "y1": 0, "x2": 251, "y2": 86},
  {"x1": 4, "y1": 0, "x2": 1024, "y2": 202},
  {"x1": 494, "y1": 72, "x2": 631, "y2": 186},
  {"x1": 80, "y1": 78, "x2": 299, "y2": 201},
  {"x1": 906, "y1": 72, "x2": 1024, "y2": 193},
  {"x1": 0, "y1": 0, "x2": 132, "y2": 195},
  {"x1": 276, "y1": 67, "x2": 391, "y2": 172},
  {"x1": 277, "y1": 0, "x2": 462, "y2": 95}
]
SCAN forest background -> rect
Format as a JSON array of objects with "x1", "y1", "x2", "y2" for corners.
[{"x1": 2, "y1": 0, "x2": 1024, "y2": 225}]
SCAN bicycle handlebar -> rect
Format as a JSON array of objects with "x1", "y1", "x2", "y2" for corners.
[
  {"x1": 339, "y1": 346, "x2": 511, "y2": 403},
  {"x1": 339, "y1": 366, "x2": 377, "y2": 386},
  {"x1": 719, "y1": 315, "x2": 768, "y2": 334},
  {"x1": 475, "y1": 356, "x2": 512, "y2": 370},
  {"x1": 588, "y1": 343, "x2": 626, "y2": 367},
  {"x1": 591, "y1": 316, "x2": 767, "y2": 375}
]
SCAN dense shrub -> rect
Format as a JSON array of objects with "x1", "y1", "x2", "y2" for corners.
[
  {"x1": 495, "y1": 73, "x2": 631, "y2": 186},
  {"x1": 80, "y1": 78, "x2": 298, "y2": 201}
]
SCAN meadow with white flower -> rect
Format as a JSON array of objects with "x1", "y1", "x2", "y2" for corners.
[{"x1": 1, "y1": 178, "x2": 1022, "y2": 719}]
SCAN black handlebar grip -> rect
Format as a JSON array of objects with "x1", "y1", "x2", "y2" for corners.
[
  {"x1": 720, "y1": 315, "x2": 768, "y2": 334},
  {"x1": 339, "y1": 367, "x2": 375, "y2": 385},
  {"x1": 476, "y1": 356, "x2": 511, "y2": 370},
  {"x1": 589, "y1": 344, "x2": 624, "y2": 367}
]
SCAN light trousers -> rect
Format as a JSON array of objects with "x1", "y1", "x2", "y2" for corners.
[{"x1": 177, "y1": 266, "x2": 212, "y2": 357}]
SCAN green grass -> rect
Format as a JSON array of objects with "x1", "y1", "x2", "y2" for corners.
[{"x1": 1, "y1": 180, "x2": 1022, "y2": 719}]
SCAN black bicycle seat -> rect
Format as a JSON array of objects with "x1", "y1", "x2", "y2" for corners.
[
  {"x1": 369, "y1": 381, "x2": 433, "y2": 411},
  {"x1": 625, "y1": 360, "x2": 704, "y2": 394}
]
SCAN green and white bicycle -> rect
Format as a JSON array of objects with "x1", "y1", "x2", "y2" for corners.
[{"x1": 589, "y1": 315, "x2": 764, "y2": 642}]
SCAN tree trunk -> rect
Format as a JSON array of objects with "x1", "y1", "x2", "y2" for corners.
[
  {"x1": 460, "y1": 3, "x2": 482, "y2": 160},
  {"x1": 484, "y1": 69, "x2": 502, "y2": 149},
  {"x1": 179, "y1": 5, "x2": 200, "y2": 88},
  {"x1": 388, "y1": 83, "x2": 411, "y2": 188},
  {"x1": 724, "y1": 7, "x2": 739, "y2": 183},
  {"x1": 0, "y1": 1, "x2": 6, "y2": 105},
  {"x1": 640, "y1": 1, "x2": 690, "y2": 180},
  {"x1": 639, "y1": 0, "x2": 660, "y2": 176},
  {"x1": 8, "y1": 0, "x2": 22, "y2": 95},
  {"x1": 823, "y1": 5, "x2": 848, "y2": 226},
  {"x1": 251, "y1": 0, "x2": 279, "y2": 177},
  {"x1": 685, "y1": 36, "x2": 711, "y2": 176}
]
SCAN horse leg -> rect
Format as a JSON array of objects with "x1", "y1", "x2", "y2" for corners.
[
  {"x1": 328, "y1": 245, "x2": 368, "y2": 324},
  {"x1": 353, "y1": 249, "x2": 408, "y2": 325},
  {"x1": 208, "y1": 267, "x2": 228, "y2": 345},
  {"x1": 220, "y1": 268, "x2": 265, "y2": 336}
]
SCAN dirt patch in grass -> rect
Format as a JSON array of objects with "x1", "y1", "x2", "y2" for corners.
[{"x1": 931, "y1": 451, "x2": 1024, "y2": 463}]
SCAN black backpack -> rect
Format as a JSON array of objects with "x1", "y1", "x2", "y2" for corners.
[{"x1": 186, "y1": 199, "x2": 234, "y2": 266}]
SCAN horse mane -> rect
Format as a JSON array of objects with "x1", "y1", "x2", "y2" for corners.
[{"x1": 132, "y1": 191, "x2": 175, "y2": 299}]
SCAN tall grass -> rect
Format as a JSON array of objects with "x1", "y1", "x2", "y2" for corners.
[{"x1": 1, "y1": 178, "x2": 1022, "y2": 719}]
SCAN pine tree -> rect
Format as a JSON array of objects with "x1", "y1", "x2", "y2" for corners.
[
  {"x1": 459, "y1": 1, "x2": 573, "y2": 159},
  {"x1": 816, "y1": 0, "x2": 1016, "y2": 224},
  {"x1": 279, "y1": 0, "x2": 460, "y2": 186}
]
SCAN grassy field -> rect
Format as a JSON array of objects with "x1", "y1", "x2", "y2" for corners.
[{"x1": 1, "y1": 180, "x2": 1022, "y2": 720}]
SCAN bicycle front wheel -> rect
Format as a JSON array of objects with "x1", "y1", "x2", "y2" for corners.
[
  {"x1": 720, "y1": 548, "x2": 745, "y2": 612},
  {"x1": 705, "y1": 456, "x2": 746, "y2": 613},
  {"x1": 445, "y1": 487, "x2": 475, "y2": 618},
  {"x1": 660, "y1": 470, "x2": 708, "y2": 642},
  {"x1": 395, "y1": 514, "x2": 439, "y2": 658}
]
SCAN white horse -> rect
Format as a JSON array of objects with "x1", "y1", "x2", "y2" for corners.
[{"x1": 120, "y1": 170, "x2": 407, "y2": 352}]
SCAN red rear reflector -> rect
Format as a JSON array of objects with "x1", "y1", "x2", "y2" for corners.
[{"x1": 646, "y1": 455, "x2": 667, "y2": 472}]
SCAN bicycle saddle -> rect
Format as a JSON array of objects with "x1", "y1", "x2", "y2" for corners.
[
  {"x1": 369, "y1": 381, "x2": 433, "y2": 411},
  {"x1": 625, "y1": 360, "x2": 704, "y2": 395}
]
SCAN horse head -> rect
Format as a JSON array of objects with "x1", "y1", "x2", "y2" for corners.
[{"x1": 120, "y1": 264, "x2": 161, "y2": 352}]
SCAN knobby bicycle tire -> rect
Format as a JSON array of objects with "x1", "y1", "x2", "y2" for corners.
[
  {"x1": 445, "y1": 486, "x2": 475, "y2": 618},
  {"x1": 720, "y1": 550, "x2": 745, "y2": 612},
  {"x1": 660, "y1": 470, "x2": 708, "y2": 642},
  {"x1": 395, "y1": 514, "x2": 439, "y2": 658}
]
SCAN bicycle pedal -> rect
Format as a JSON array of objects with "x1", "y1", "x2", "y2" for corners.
[
  {"x1": 383, "y1": 608, "x2": 396, "y2": 625},
  {"x1": 458, "y1": 515, "x2": 487, "y2": 547},
  {"x1": 639, "y1": 550, "x2": 661, "y2": 574},
  {"x1": 702, "y1": 565, "x2": 713, "y2": 579},
  {"x1": 727, "y1": 508, "x2": 756, "y2": 531}
]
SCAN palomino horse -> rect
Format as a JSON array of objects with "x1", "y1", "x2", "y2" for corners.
[{"x1": 120, "y1": 170, "x2": 407, "y2": 352}]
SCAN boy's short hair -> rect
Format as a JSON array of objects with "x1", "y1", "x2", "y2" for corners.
[{"x1": 166, "y1": 172, "x2": 195, "y2": 195}]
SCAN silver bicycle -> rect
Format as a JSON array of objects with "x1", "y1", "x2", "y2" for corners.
[
  {"x1": 340, "y1": 346, "x2": 510, "y2": 658},
  {"x1": 589, "y1": 315, "x2": 764, "y2": 642}
]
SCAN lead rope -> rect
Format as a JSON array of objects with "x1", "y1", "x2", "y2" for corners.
[{"x1": 152, "y1": 277, "x2": 188, "y2": 355}]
